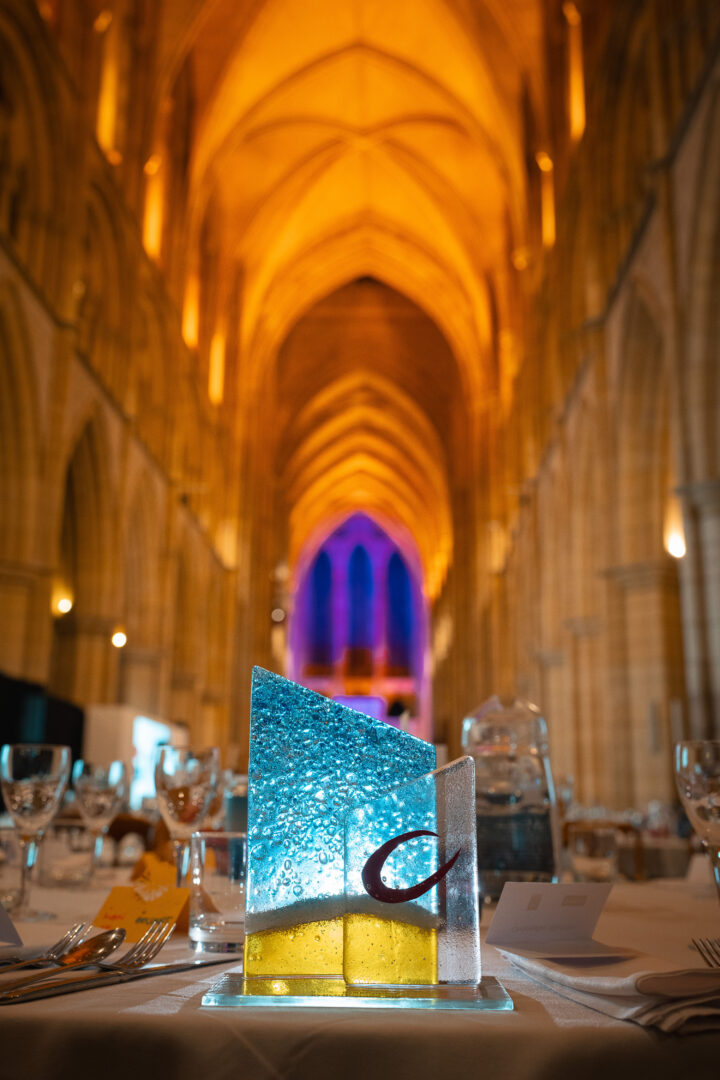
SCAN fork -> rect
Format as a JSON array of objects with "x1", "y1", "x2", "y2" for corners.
[
  {"x1": 692, "y1": 937, "x2": 720, "y2": 968},
  {"x1": 0, "y1": 922, "x2": 91, "y2": 973},
  {"x1": 0, "y1": 919, "x2": 175, "y2": 995}
]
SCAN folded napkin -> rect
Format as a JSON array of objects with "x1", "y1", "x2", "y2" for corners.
[{"x1": 499, "y1": 948, "x2": 720, "y2": 1034}]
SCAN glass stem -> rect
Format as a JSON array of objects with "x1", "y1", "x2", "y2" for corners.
[
  {"x1": 91, "y1": 829, "x2": 104, "y2": 874},
  {"x1": 706, "y1": 844, "x2": 720, "y2": 903},
  {"x1": 17, "y1": 834, "x2": 39, "y2": 915},
  {"x1": 172, "y1": 838, "x2": 189, "y2": 887}
]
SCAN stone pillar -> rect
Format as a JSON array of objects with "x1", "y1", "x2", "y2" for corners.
[
  {"x1": 565, "y1": 617, "x2": 604, "y2": 806},
  {"x1": 535, "y1": 648, "x2": 573, "y2": 791},
  {"x1": 50, "y1": 614, "x2": 119, "y2": 705},
  {"x1": 677, "y1": 480, "x2": 720, "y2": 739},
  {"x1": 607, "y1": 563, "x2": 684, "y2": 805},
  {"x1": 118, "y1": 646, "x2": 163, "y2": 715}
]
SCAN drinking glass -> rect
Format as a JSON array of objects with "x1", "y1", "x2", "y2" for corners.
[
  {"x1": 674, "y1": 740, "x2": 720, "y2": 902},
  {"x1": 154, "y1": 746, "x2": 220, "y2": 886},
  {"x1": 72, "y1": 760, "x2": 127, "y2": 881},
  {"x1": 0, "y1": 744, "x2": 71, "y2": 920}
]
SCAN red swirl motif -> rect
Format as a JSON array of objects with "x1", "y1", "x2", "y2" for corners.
[{"x1": 361, "y1": 829, "x2": 461, "y2": 903}]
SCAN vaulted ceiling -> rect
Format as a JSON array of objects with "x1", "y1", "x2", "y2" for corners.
[{"x1": 147, "y1": 0, "x2": 547, "y2": 594}]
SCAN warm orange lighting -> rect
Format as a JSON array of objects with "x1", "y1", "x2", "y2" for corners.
[
  {"x1": 143, "y1": 167, "x2": 164, "y2": 260},
  {"x1": 535, "y1": 151, "x2": 553, "y2": 173},
  {"x1": 51, "y1": 581, "x2": 74, "y2": 617},
  {"x1": 111, "y1": 630, "x2": 128, "y2": 648},
  {"x1": 96, "y1": 20, "x2": 118, "y2": 158},
  {"x1": 182, "y1": 275, "x2": 199, "y2": 348},
  {"x1": 144, "y1": 154, "x2": 161, "y2": 176},
  {"x1": 563, "y1": 3, "x2": 586, "y2": 141},
  {"x1": 511, "y1": 248, "x2": 529, "y2": 271},
  {"x1": 664, "y1": 494, "x2": 686, "y2": 559},
  {"x1": 536, "y1": 153, "x2": 556, "y2": 248},
  {"x1": 208, "y1": 331, "x2": 226, "y2": 404}
]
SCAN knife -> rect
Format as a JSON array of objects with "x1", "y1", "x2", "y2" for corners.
[{"x1": 0, "y1": 956, "x2": 239, "y2": 1005}]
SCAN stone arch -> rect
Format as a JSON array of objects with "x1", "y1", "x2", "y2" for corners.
[
  {"x1": 132, "y1": 290, "x2": 171, "y2": 465},
  {"x1": 0, "y1": 2, "x2": 66, "y2": 289},
  {"x1": 685, "y1": 81, "x2": 720, "y2": 483},
  {"x1": 49, "y1": 411, "x2": 119, "y2": 702},
  {"x1": 76, "y1": 180, "x2": 130, "y2": 404},
  {"x1": 0, "y1": 282, "x2": 40, "y2": 564}
]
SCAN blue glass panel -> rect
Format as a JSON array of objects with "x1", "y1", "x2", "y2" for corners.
[{"x1": 245, "y1": 667, "x2": 436, "y2": 937}]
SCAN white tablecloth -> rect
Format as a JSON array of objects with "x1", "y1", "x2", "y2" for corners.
[{"x1": 0, "y1": 875, "x2": 719, "y2": 1080}]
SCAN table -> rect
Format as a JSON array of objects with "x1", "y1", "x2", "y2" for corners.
[{"x1": 0, "y1": 875, "x2": 719, "y2": 1080}]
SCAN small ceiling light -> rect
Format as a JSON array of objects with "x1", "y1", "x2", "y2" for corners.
[
  {"x1": 511, "y1": 248, "x2": 529, "y2": 271},
  {"x1": 111, "y1": 630, "x2": 128, "y2": 648},
  {"x1": 93, "y1": 10, "x2": 113, "y2": 33},
  {"x1": 57, "y1": 597, "x2": 73, "y2": 615},
  {"x1": 271, "y1": 608, "x2": 286, "y2": 624},
  {"x1": 535, "y1": 151, "x2": 554, "y2": 173}
]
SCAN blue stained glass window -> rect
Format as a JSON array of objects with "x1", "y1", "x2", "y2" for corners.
[
  {"x1": 309, "y1": 551, "x2": 332, "y2": 666},
  {"x1": 387, "y1": 552, "x2": 412, "y2": 673}
]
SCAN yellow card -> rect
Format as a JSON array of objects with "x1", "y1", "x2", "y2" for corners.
[{"x1": 92, "y1": 885, "x2": 189, "y2": 943}]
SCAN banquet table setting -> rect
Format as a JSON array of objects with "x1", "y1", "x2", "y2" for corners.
[
  {"x1": 1, "y1": 871, "x2": 719, "y2": 1080},
  {"x1": 1, "y1": 718, "x2": 720, "y2": 1080}
]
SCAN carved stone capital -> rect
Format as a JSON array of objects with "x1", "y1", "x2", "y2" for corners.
[
  {"x1": 676, "y1": 479, "x2": 720, "y2": 514},
  {"x1": 604, "y1": 560, "x2": 678, "y2": 590}
]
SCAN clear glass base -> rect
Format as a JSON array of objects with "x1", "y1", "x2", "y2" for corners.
[{"x1": 202, "y1": 974, "x2": 513, "y2": 1011}]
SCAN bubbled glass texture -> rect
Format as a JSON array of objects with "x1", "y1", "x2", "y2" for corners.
[
  {"x1": 245, "y1": 667, "x2": 436, "y2": 933},
  {"x1": 344, "y1": 755, "x2": 481, "y2": 985}
]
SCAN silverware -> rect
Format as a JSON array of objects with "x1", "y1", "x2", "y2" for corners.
[
  {"x1": 0, "y1": 954, "x2": 237, "y2": 1004},
  {"x1": 0, "y1": 919, "x2": 173, "y2": 995},
  {"x1": 0, "y1": 922, "x2": 92, "y2": 973},
  {"x1": 693, "y1": 937, "x2": 720, "y2": 968},
  {"x1": 0, "y1": 926, "x2": 127, "y2": 992}
]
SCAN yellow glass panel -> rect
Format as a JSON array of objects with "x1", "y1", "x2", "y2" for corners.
[
  {"x1": 344, "y1": 913, "x2": 437, "y2": 986},
  {"x1": 244, "y1": 917, "x2": 344, "y2": 976}
]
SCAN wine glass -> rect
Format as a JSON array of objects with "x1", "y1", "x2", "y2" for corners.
[
  {"x1": 154, "y1": 746, "x2": 220, "y2": 886},
  {"x1": 674, "y1": 740, "x2": 720, "y2": 902},
  {"x1": 0, "y1": 744, "x2": 71, "y2": 920},
  {"x1": 72, "y1": 760, "x2": 127, "y2": 881}
]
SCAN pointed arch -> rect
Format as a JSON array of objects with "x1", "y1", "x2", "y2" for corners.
[{"x1": 0, "y1": 281, "x2": 40, "y2": 563}]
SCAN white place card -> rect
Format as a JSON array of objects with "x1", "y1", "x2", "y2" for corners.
[
  {"x1": 0, "y1": 901, "x2": 21, "y2": 947},
  {"x1": 485, "y1": 882, "x2": 635, "y2": 959}
]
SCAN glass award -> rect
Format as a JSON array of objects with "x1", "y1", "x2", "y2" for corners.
[{"x1": 202, "y1": 669, "x2": 511, "y2": 1011}]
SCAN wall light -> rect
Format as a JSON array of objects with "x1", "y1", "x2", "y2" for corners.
[
  {"x1": 111, "y1": 630, "x2": 128, "y2": 648},
  {"x1": 57, "y1": 597, "x2": 73, "y2": 615},
  {"x1": 666, "y1": 531, "x2": 686, "y2": 559},
  {"x1": 664, "y1": 492, "x2": 686, "y2": 559}
]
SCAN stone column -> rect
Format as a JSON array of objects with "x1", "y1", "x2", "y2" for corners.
[
  {"x1": 677, "y1": 479, "x2": 720, "y2": 738},
  {"x1": 535, "y1": 648, "x2": 573, "y2": 791},
  {"x1": 606, "y1": 563, "x2": 684, "y2": 805},
  {"x1": 50, "y1": 613, "x2": 119, "y2": 704},
  {"x1": 564, "y1": 617, "x2": 604, "y2": 806}
]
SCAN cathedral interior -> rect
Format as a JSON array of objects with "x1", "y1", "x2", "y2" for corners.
[{"x1": 0, "y1": 0, "x2": 718, "y2": 812}]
